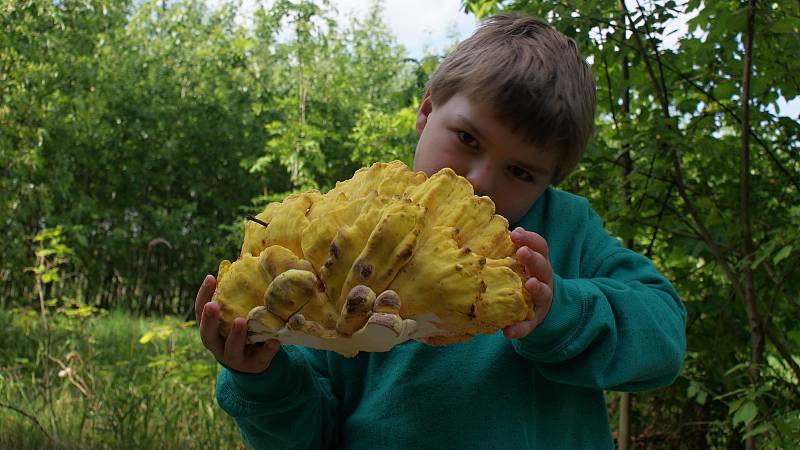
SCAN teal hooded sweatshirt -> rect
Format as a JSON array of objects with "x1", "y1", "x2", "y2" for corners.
[{"x1": 215, "y1": 187, "x2": 687, "y2": 449}]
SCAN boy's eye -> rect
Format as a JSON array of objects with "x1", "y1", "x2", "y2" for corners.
[
  {"x1": 457, "y1": 131, "x2": 477, "y2": 146},
  {"x1": 509, "y1": 165, "x2": 534, "y2": 182}
]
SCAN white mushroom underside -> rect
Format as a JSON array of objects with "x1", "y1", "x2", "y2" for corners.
[{"x1": 247, "y1": 312, "x2": 452, "y2": 358}]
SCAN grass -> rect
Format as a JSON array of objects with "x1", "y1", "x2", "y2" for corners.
[{"x1": 0, "y1": 306, "x2": 243, "y2": 449}]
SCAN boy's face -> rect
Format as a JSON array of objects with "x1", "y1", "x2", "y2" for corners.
[{"x1": 413, "y1": 92, "x2": 558, "y2": 225}]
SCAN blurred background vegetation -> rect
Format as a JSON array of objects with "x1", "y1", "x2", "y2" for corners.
[{"x1": 1, "y1": 0, "x2": 798, "y2": 448}]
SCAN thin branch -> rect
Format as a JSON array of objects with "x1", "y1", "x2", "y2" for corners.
[
  {"x1": 645, "y1": 185, "x2": 673, "y2": 258},
  {"x1": 0, "y1": 402, "x2": 51, "y2": 440},
  {"x1": 664, "y1": 68, "x2": 800, "y2": 192},
  {"x1": 764, "y1": 326, "x2": 800, "y2": 382},
  {"x1": 740, "y1": 2, "x2": 763, "y2": 446},
  {"x1": 623, "y1": 7, "x2": 669, "y2": 114},
  {"x1": 634, "y1": 0, "x2": 671, "y2": 114},
  {"x1": 763, "y1": 261, "x2": 800, "y2": 315},
  {"x1": 622, "y1": 0, "x2": 751, "y2": 309},
  {"x1": 759, "y1": 262, "x2": 800, "y2": 381},
  {"x1": 49, "y1": 355, "x2": 92, "y2": 399},
  {"x1": 600, "y1": 42, "x2": 621, "y2": 131},
  {"x1": 246, "y1": 215, "x2": 270, "y2": 228},
  {"x1": 575, "y1": 7, "x2": 800, "y2": 192},
  {"x1": 632, "y1": 148, "x2": 663, "y2": 214}
]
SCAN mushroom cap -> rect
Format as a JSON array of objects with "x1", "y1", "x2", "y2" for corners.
[{"x1": 213, "y1": 161, "x2": 533, "y2": 357}]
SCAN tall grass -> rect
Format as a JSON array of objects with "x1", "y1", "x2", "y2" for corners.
[{"x1": 0, "y1": 307, "x2": 242, "y2": 449}]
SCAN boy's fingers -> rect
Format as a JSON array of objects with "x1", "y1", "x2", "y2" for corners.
[
  {"x1": 527, "y1": 277, "x2": 552, "y2": 302},
  {"x1": 248, "y1": 339, "x2": 280, "y2": 369},
  {"x1": 503, "y1": 320, "x2": 536, "y2": 340},
  {"x1": 517, "y1": 246, "x2": 553, "y2": 284},
  {"x1": 199, "y1": 302, "x2": 224, "y2": 358},
  {"x1": 503, "y1": 278, "x2": 553, "y2": 340},
  {"x1": 195, "y1": 274, "x2": 216, "y2": 324},
  {"x1": 224, "y1": 317, "x2": 248, "y2": 364},
  {"x1": 525, "y1": 277, "x2": 552, "y2": 324},
  {"x1": 511, "y1": 227, "x2": 549, "y2": 258}
]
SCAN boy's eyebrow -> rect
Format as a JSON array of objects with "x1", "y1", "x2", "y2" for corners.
[
  {"x1": 457, "y1": 115, "x2": 486, "y2": 141},
  {"x1": 458, "y1": 114, "x2": 551, "y2": 176},
  {"x1": 514, "y1": 160, "x2": 552, "y2": 177}
]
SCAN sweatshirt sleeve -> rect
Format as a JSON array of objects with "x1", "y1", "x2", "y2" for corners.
[
  {"x1": 512, "y1": 206, "x2": 687, "y2": 392},
  {"x1": 215, "y1": 346, "x2": 339, "y2": 450}
]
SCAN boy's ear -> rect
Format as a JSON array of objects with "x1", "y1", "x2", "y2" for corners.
[{"x1": 415, "y1": 89, "x2": 433, "y2": 136}]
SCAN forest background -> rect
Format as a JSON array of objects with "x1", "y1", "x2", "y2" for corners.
[{"x1": 1, "y1": 0, "x2": 798, "y2": 448}]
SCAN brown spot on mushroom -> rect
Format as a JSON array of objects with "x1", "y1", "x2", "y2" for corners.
[
  {"x1": 345, "y1": 286, "x2": 371, "y2": 312},
  {"x1": 329, "y1": 242, "x2": 340, "y2": 259},
  {"x1": 338, "y1": 285, "x2": 376, "y2": 336},
  {"x1": 353, "y1": 262, "x2": 373, "y2": 279},
  {"x1": 479, "y1": 280, "x2": 487, "y2": 293},
  {"x1": 288, "y1": 314, "x2": 305, "y2": 328},
  {"x1": 398, "y1": 245, "x2": 413, "y2": 260},
  {"x1": 346, "y1": 300, "x2": 364, "y2": 313}
]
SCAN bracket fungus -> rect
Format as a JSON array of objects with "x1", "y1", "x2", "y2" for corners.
[{"x1": 213, "y1": 161, "x2": 533, "y2": 357}]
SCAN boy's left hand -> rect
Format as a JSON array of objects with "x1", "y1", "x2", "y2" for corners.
[{"x1": 503, "y1": 227, "x2": 554, "y2": 340}]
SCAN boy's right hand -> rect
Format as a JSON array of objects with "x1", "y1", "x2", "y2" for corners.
[{"x1": 196, "y1": 274, "x2": 280, "y2": 374}]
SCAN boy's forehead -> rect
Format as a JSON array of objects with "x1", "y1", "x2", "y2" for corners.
[
  {"x1": 438, "y1": 93, "x2": 501, "y2": 125},
  {"x1": 445, "y1": 93, "x2": 548, "y2": 149}
]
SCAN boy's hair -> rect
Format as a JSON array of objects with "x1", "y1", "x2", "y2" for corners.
[{"x1": 428, "y1": 13, "x2": 596, "y2": 184}]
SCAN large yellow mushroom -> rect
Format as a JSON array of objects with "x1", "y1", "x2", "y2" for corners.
[{"x1": 212, "y1": 160, "x2": 533, "y2": 357}]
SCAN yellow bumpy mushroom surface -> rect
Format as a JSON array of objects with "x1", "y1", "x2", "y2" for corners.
[{"x1": 212, "y1": 160, "x2": 533, "y2": 357}]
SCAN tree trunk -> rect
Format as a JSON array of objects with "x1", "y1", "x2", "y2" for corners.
[
  {"x1": 740, "y1": 2, "x2": 763, "y2": 449},
  {"x1": 617, "y1": 3, "x2": 633, "y2": 449}
]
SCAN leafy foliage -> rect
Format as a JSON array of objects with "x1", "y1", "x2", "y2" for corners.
[
  {"x1": 464, "y1": 0, "x2": 800, "y2": 447},
  {"x1": 0, "y1": 307, "x2": 238, "y2": 449},
  {"x1": 1, "y1": 0, "x2": 423, "y2": 313},
  {"x1": 3, "y1": 0, "x2": 798, "y2": 447}
]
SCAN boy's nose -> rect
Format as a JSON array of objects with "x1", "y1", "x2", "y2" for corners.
[{"x1": 465, "y1": 165, "x2": 495, "y2": 198}]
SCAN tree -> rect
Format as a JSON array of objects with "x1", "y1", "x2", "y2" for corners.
[
  {"x1": 248, "y1": 0, "x2": 419, "y2": 194},
  {"x1": 1, "y1": 0, "x2": 423, "y2": 316},
  {"x1": 462, "y1": 1, "x2": 799, "y2": 447}
]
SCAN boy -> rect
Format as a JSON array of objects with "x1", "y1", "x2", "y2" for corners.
[{"x1": 195, "y1": 13, "x2": 686, "y2": 449}]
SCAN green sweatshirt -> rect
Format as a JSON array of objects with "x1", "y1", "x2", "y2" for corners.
[{"x1": 215, "y1": 187, "x2": 686, "y2": 449}]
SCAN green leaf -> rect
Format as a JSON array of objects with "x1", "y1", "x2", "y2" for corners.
[
  {"x1": 733, "y1": 401, "x2": 758, "y2": 426},
  {"x1": 773, "y1": 244, "x2": 793, "y2": 264},
  {"x1": 750, "y1": 241, "x2": 777, "y2": 269},
  {"x1": 686, "y1": 0, "x2": 702, "y2": 11},
  {"x1": 41, "y1": 271, "x2": 57, "y2": 283},
  {"x1": 687, "y1": 381, "x2": 699, "y2": 397},
  {"x1": 724, "y1": 362, "x2": 750, "y2": 376},
  {"x1": 687, "y1": 380, "x2": 709, "y2": 405},
  {"x1": 696, "y1": 389, "x2": 707, "y2": 405},
  {"x1": 741, "y1": 422, "x2": 771, "y2": 439},
  {"x1": 35, "y1": 249, "x2": 57, "y2": 258}
]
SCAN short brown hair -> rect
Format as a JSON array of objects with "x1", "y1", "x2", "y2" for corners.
[{"x1": 427, "y1": 13, "x2": 596, "y2": 184}]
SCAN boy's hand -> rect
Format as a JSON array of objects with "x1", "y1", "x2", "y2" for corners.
[
  {"x1": 195, "y1": 274, "x2": 280, "y2": 374},
  {"x1": 503, "y1": 227, "x2": 554, "y2": 340}
]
